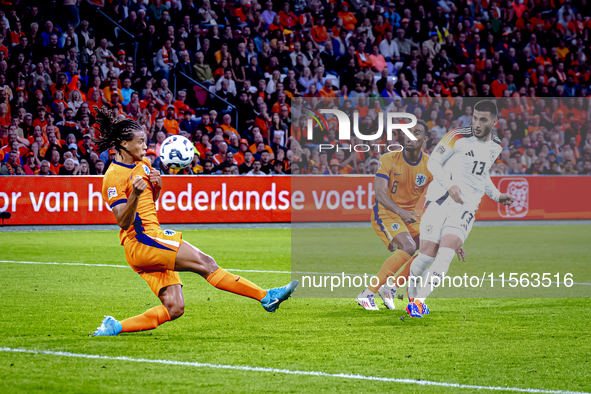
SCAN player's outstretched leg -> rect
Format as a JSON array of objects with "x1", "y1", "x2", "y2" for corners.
[
  {"x1": 415, "y1": 248, "x2": 458, "y2": 303},
  {"x1": 175, "y1": 242, "x2": 298, "y2": 312},
  {"x1": 358, "y1": 234, "x2": 417, "y2": 310},
  {"x1": 93, "y1": 285, "x2": 184, "y2": 336},
  {"x1": 367, "y1": 249, "x2": 412, "y2": 310},
  {"x1": 406, "y1": 247, "x2": 436, "y2": 317},
  {"x1": 412, "y1": 235, "x2": 462, "y2": 315},
  {"x1": 391, "y1": 255, "x2": 414, "y2": 291}
]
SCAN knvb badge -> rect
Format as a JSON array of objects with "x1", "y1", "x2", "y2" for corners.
[{"x1": 497, "y1": 177, "x2": 529, "y2": 218}]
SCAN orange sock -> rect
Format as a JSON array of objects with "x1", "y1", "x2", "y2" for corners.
[
  {"x1": 121, "y1": 305, "x2": 171, "y2": 333},
  {"x1": 394, "y1": 255, "x2": 414, "y2": 288},
  {"x1": 206, "y1": 268, "x2": 267, "y2": 301},
  {"x1": 368, "y1": 250, "x2": 412, "y2": 293}
]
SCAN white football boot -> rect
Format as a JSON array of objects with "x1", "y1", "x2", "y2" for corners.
[
  {"x1": 356, "y1": 289, "x2": 379, "y2": 310},
  {"x1": 377, "y1": 282, "x2": 398, "y2": 310}
]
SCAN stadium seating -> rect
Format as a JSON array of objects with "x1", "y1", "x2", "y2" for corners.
[{"x1": 0, "y1": 0, "x2": 589, "y2": 177}]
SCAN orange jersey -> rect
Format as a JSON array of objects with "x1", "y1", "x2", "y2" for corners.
[
  {"x1": 102, "y1": 158, "x2": 159, "y2": 245},
  {"x1": 163, "y1": 118, "x2": 180, "y2": 135},
  {"x1": 373, "y1": 150, "x2": 433, "y2": 213}
]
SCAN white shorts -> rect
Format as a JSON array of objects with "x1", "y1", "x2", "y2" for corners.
[{"x1": 419, "y1": 198, "x2": 476, "y2": 244}]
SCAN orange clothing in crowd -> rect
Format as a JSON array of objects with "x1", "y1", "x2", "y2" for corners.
[
  {"x1": 233, "y1": 151, "x2": 246, "y2": 166},
  {"x1": 221, "y1": 124, "x2": 239, "y2": 137},
  {"x1": 268, "y1": 22, "x2": 284, "y2": 32},
  {"x1": 234, "y1": 7, "x2": 250, "y2": 23},
  {"x1": 278, "y1": 10, "x2": 298, "y2": 28},
  {"x1": 271, "y1": 102, "x2": 291, "y2": 114},
  {"x1": 87, "y1": 99, "x2": 103, "y2": 116},
  {"x1": 194, "y1": 143, "x2": 208, "y2": 158},
  {"x1": 87, "y1": 86, "x2": 103, "y2": 100},
  {"x1": 103, "y1": 87, "x2": 124, "y2": 103},
  {"x1": 355, "y1": 105, "x2": 369, "y2": 118},
  {"x1": 33, "y1": 118, "x2": 48, "y2": 129},
  {"x1": 319, "y1": 87, "x2": 336, "y2": 104},
  {"x1": 50, "y1": 75, "x2": 79, "y2": 100},
  {"x1": 356, "y1": 52, "x2": 372, "y2": 68},
  {"x1": 49, "y1": 162, "x2": 62, "y2": 174},
  {"x1": 373, "y1": 22, "x2": 392, "y2": 42},
  {"x1": 331, "y1": 26, "x2": 342, "y2": 37},
  {"x1": 249, "y1": 143, "x2": 274, "y2": 155},
  {"x1": 491, "y1": 79, "x2": 508, "y2": 97},
  {"x1": 28, "y1": 134, "x2": 48, "y2": 146},
  {"x1": 173, "y1": 100, "x2": 190, "y2": 114},
  {"x1": 338, "y1": 11, "x2": 357, "y2": 31},
  {"x1": 311, "y1": 25, "x2": 328, "y2": 43},
  {"x1": 0, "y1": 113, "x2": 10, "y2": 127},
  {"x1": 254, "y1": 116, "x2": 271, "y2": 139},
  {"x1": 9, "y1": 30, "x2": 25, "y2": 45},
  {"x1": 163, "y1": 118, "x2": 180, "y2": 135}
]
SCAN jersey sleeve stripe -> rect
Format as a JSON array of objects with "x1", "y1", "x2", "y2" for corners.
[
  {"x1": 375, "y1": 173, "x2": 389, "y2": 181},
  {"x1": 441, "y1": 131, "x2": 469, "y2": 147},
  {"x1": 441, "y1": 131, "x2": 460, "y2": 145},
  {"x1": 110, "y1": 199, "x2": 127, "y2": 209}
]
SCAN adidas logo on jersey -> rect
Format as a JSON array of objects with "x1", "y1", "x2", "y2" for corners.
[{"x1": 465, "y1": 150, "x2": 475, "y2": 157}]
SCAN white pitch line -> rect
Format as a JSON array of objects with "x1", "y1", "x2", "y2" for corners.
[
  {"x1": 1, "y1": 260, "x2": 591, "y2": 286},
  {"x1": 0, "y1": 347, "x2": 587, "y2": 394},
  {"x1": 0, "y1": 260, "x2": 129, "y2": 268},
  {"x1": 0, "y1": 260, "x2": 308, "y2": 275},
  {"x1": 0, "y1": 260, "x2": 359, "y2": 276}
]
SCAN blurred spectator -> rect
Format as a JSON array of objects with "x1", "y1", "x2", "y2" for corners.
[{"x1": 247, "y1": 159, "x2": 266, "y2": 175}]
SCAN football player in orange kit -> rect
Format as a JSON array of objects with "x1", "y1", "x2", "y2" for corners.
[
  {"x1": 356, "y1": 119, "x2": 465, "y2": 311},
  {"x1": 92, "y1": 108, "x2": 298, "y2": 336}
]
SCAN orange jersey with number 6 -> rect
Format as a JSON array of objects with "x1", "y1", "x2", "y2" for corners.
[
  {"x1": 370, "y1": 150, "x2": 433, "y2": 248},
  {"x1": 374, "y1": 150, "x2": 433, "y2": 212}
]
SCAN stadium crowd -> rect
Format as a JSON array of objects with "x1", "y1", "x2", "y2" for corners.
[{"x1": 0, "y1": 0, "x2": 591, "y2": 176}]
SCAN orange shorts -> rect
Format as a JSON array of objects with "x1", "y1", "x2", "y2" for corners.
[
  {"x1": 371, "y1": 213, "x2": 420, "y2": 250},
  {"x1": 124, "y1": 228, "x2": 184, "y2": 296}
]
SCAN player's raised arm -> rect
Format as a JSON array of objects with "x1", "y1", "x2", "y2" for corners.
[
  {"x1": 112, "y1": 176, "x2": 147, "y2": 230},
  {"x1": 149, "y1": 167, "x2": 162, "y2": 201}
]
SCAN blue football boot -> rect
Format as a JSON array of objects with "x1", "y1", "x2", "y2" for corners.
[
  {"x1": 261, "y1": 280, "x2": 299, "y2": 312},
  {"x1": 93, "y1": 316, "x2": 122, "y2": 336}
]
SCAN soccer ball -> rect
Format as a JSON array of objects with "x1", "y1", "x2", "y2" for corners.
[{"x1": 159, "y1": 135, "x2": 195, "y2": 170}]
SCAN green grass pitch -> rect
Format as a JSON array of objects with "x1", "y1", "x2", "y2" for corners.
[{"x1": 0, "y1": 225, "x2": 590, "y2": 393}]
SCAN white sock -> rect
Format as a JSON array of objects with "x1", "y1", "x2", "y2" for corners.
[
  {"x1": 384, "y1": 277, "x2": 397, "y2": 291},
  {"x1": 416, "y1": 247, "x2": 456, "y2": 302},
  {"x1": 407, "y1": 253, "x2": 435, "y2": 300}
]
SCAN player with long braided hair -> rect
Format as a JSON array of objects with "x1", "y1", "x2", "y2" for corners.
[{"x1": 92, "y1": 107, "x2": 298, "y2": 336}]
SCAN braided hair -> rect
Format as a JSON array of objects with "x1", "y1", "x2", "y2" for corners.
[{"x1": 94, "y1": 106, "x2": 144, "y2": 153}]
